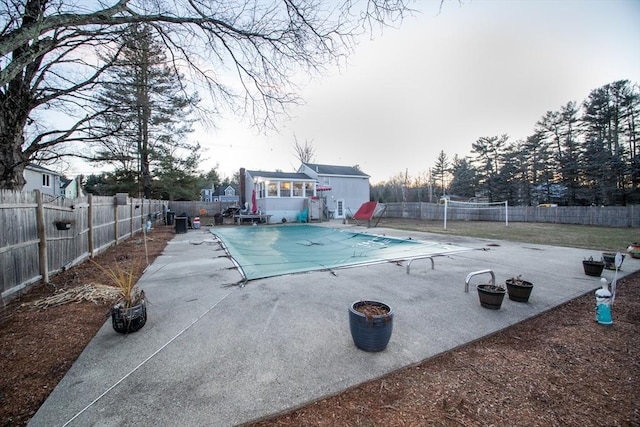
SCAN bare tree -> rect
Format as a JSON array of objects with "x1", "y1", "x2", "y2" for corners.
[
  {"x1": 0, "y1": 0, "x2": 414, "y2": 190},
  {"x1": 292, "y1": 135, "x2": 316, "y2": 164}
]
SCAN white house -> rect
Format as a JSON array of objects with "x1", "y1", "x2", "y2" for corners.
[
  {"x1": 242, "y1": 164, "x2": 370, "y2": 222},
  {"x1": 61, "y1": 175, "x2": 84, "y2": 199},
  {"x1": 23, "y1": 164, "x2": 62, "y2": 198},
  {"x1": 297, "y1": 163, "x2": 370, "y2": 219}
]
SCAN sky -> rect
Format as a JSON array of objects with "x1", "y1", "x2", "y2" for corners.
[{"x1": 188, "y1": 0, "x2": 640, "y2": 185}]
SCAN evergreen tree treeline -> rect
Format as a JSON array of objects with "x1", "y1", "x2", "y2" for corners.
[{"x1": 372, "y1": 80, "x2": 640, "y2": 206}]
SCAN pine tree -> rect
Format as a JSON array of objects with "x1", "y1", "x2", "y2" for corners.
[
  {"x1": 471, "y1": 135, "x2": 509, "y2": 202},
  {"x1": 432, "y1": 150, "x2": 450, "y2": 198},
  {"x1": 94, "y1": 24, "x2": 200, "y2": 198},
  {"x1": 448, "y1": 155, "x2": 477, "y2": 198}
]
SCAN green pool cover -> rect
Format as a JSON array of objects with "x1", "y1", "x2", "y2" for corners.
[{"x1": 211, "y1": 224, "x2": 472, "y2": 281}]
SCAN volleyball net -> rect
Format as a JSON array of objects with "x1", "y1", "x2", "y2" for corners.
[{"x1": 441, "y1": 199, "x2": 508, "y2": 229}]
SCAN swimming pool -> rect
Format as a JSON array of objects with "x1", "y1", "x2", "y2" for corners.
[{"x1": 211, "y1": 224, "x2": 472, "y2": 281}]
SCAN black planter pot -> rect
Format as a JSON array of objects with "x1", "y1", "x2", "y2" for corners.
[
  {"x1": 477, "y1": 285, "x2": 506, "y2": 310},
  {"x1": 349, "y1": 300, "x2": 393, "y2": 352},
  {"x1": 505, "y1": 279, "x2": 534, "y2": 303},
  {"x1": 583, "y1": 260, "x2": 604, "y2": 277},
  {"x1": 54, "y1": 221, "x2": 72, "y2": 230},
  {"x1": 602, "y1": 252, "x2": 624, "y2": 270},
  {"x1": 111, "y1": 301, "x2": 147, "y2": 334}
]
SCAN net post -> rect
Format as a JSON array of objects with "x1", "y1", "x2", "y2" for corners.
[
  {"x1": 443, "y1": 198, "x2": 448, "y2": 230},
  {"x1": 505, "y1": 201, "x2": 508, "y2": 226}
]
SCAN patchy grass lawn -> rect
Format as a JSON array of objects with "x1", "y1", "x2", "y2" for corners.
[{"x1": 375, "y1": 218, "x2": 635, "y2": 252}]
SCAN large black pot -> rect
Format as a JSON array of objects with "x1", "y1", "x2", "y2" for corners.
[
  {"x1": 602, "y1": 252, "x2": 624, "y2": 270},
  {"x1": 477, "y1": 285, "x2": 506, "y2": 310},
  {"x1": 111, "y1": 301, "x2": 147, "y2": 334},
  {"x1": 583, "y1": 260, "x2": 604, "y2": 277},
  {"x1": 349, "y1": 300, "x2": 393, "y2": 352},
  {"x1": 505, "y1": 279, "x2": 534, "y2": 303}
]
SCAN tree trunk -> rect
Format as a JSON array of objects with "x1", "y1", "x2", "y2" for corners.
[{"x1": 0, "y1": 94, "x2": 29, "y2": 190}]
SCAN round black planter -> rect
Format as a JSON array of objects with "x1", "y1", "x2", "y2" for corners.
[
  {"x1": 505, "y1": 279, "x2": 533, "y2": 303},
  {"x1": 477, "y1": 285, "x2": 506, "y2": 310},
  {"x1": 111, "y1": 301, "x2": 147, "y2": 334},
  {"x1": 349, "y1": 300, "x2": 393, "y2": 352},
  {"x1": 602, "y1": 252, "x2": 624, "y2": 270},
  {"x1": 583, "y1": 260, "x2": 604, "y2": 277}
]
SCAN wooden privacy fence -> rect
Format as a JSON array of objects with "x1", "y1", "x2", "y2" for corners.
[
  {"x1": 166, "y1": 200, "x2": 237, "y2": 219},
  {"x1": 1, "y1": 190, "x2": 165, "y2": 301},
  {"x1": 3, "y1": 195, "x2": 637, "y2": 301},
  {"x1": 382, "y1": 203, "x2": 640, "y2": 228}
]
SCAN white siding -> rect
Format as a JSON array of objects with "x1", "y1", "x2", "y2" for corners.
[
  {"x1": 321, "y1": 176, "x2": 369, "y2": 217},
  {"x1": 23, "y1": 168, "x2": 61, "y2": 197}
]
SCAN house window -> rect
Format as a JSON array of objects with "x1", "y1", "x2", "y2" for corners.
[
  {"x1": 42, "y1": 174, "x2": 51, "y2": 188},
  {"x1": 280, "y1": 181, "x2": 291, "y2": 197},
  {"x1": 292, "y1": 182, "x2": 303, "y2": 197},
  {"x1": 225, "y1": 187, "x2": 235, "y2": 196},
  {"x1": 267, "y1": 182, "x2": 278, "y2": 197}
]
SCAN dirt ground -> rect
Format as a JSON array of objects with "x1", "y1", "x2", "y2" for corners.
[{"x1": 1, "y1": 224, "x2": 639, "y2": 427}]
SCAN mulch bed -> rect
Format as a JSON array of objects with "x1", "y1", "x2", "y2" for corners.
[{"x1": 1, "y1": 224, "x2": 638, "y2": 427}]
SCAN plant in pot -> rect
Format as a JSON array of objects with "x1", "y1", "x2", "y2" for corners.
[
  {"x1": 477, "y1": 283, "x2": 506, "y2": 310},
  {"x1": 465, "y1": 269, "x2": 504, "y2": 310},
  {"x1": 627, "y1": 243, "x2": 640, "y2": 259},
  {"x1": 54, "y1": 220, "x2": 74, "y2": 230},
  {"x1": 93, "y1": 260, "x2": 147, "y2": 334},
  {"x1": 505, "y1": 275, "x2": 533, "y2": 303},
  {"x1": 349, "y1": 300, "x2": 393, "y2": 352},
  {"x1": 582, "y1": 256, "x2": 605, "y2": 277},
  {"x1": 602, "y1": 252, "x2": 625, "y2": 270}
]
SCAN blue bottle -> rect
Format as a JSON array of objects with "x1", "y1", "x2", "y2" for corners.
[{"x1": 595, "y1": 278, "x2": 613, "y2": 326}]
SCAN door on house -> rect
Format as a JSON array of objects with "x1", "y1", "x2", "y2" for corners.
[{"x1": 336, "y1": 199, "x2": 345, "y2": 218}]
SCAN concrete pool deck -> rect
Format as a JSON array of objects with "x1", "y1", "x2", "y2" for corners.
[{"x1": 29, "y1": 221, "x2": 640, "y2": 426}]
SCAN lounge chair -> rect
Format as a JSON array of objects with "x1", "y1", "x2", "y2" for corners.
[
  {"x1": 352, "y1": 201, "x2": 386, "y2": 228},
  {"x1": 297, "y1": 207, "x2": 309, "y2": 223}
]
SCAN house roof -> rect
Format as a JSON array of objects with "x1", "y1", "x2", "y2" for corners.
[
  {"x1": 246, "y1": 170, "x2": 314, "y2": 181},
  {"x1": 61, "y1": 177, "x2": 72, "y2": 189},
  {"x1": 302, "y1": 163, "x2": 369, "y2": 177},
  {"x1": 26, "y1": 163, "x2": 60, "y2": 175},
  {"x1": 214, "y1": 185, "x2": 239, "y2": 196}
]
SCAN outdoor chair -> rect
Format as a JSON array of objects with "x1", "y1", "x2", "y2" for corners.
[{"x1": 297, "y1": 207, "x2": 309, "y2": 223}]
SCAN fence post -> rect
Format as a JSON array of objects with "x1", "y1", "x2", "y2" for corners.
[
  {"x1": 113, "y1": 196, "x2": 118, "y2": 245},
  {"x1": 143, "y1": 198, "x2": 148, "y2": 234},
  {"x1": 35, "y1": 190, "x2": 49, "y2": 284},
  {"x1": 130, "y1": 197, "x2": 135, "y2": 237},
  {"x1": 88, "y1": 194, "x2": 95, "y2": 258}
]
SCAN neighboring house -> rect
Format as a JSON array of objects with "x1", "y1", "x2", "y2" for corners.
[
  {"x1": 201, "y1": 184, "x2": 240, "y2": 203},
  {"x1": 201, "y1": 185, "x2": 215, "y2": 202},
  {"x1": 297, "y1": 163, "x2": 370, "y2": 219},
  {"x1": 242, "y1": 163, "x2": 370, "y2": 222},
  {"x1": 22, "y1": 164, "x2": 62, "y2": 198},
  {"x1": 214, "y1": 185, "x2": 240, "y2": 203},
  {"x1": 61, "y1": 175, "x2": 84, "y2": 199}
]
